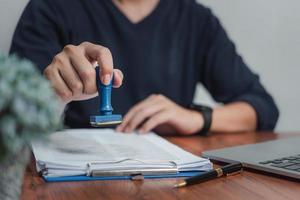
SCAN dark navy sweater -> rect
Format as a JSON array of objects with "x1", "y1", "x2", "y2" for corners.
[{"x1": 10, "y1": 0, "x2": 279, "y2": 130}]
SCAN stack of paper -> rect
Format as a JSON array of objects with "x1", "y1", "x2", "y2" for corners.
[{"x1": 31, "y1": 129, "x2": 212, "y2": 178}]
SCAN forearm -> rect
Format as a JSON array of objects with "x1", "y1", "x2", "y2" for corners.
[{"x1": 210, "y1": 102, "x2": 257, "y2": 133}]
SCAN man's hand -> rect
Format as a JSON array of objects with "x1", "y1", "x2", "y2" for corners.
[
  {"x1": 116, "y1": 94, "x2": 204, "y2": 135},
  {"x1": 44, "y1": 42, "x2": 123, "y2": 104}
]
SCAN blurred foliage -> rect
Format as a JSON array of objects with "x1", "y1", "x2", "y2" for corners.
[{"x1": 0, "y1": 54, "x2": 62, "y2": 161}]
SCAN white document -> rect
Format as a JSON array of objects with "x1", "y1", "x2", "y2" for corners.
[{"x1": 31, "y1": 129, "x2": 212, "y2": 177}]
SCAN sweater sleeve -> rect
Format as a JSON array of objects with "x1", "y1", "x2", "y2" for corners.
[
  {"x1": 9, "y1": 0, "x2": 68, "y2": 72},
  {"x1": 199, "y1": 8, "x2": 279, "y2": 131}
]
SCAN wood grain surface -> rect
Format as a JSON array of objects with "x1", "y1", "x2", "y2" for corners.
[{"x1": 21, "y1": 132, "x2": 300, "y2": 200}]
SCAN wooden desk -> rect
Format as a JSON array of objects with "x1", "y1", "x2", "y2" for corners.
[{"x1": 21, "y1": 132, "x2": 300, "y2": 200}]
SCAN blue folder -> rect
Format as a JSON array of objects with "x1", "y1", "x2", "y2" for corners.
[{"x1": 43, "y1": 171, "x2": 204, "y2": 182}]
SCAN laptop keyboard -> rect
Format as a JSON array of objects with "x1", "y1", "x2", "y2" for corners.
[{"x1": 259, "y1": 155, "x2": 300, "y2": 172}]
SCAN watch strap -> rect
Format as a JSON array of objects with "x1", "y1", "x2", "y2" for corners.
[{"x1": 189, "y1": 104, "x2": 213, "y2": 136}]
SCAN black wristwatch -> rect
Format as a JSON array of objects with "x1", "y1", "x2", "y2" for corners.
[{"x1": 189, "y1": 104, "x2": 213, "y2": 136}]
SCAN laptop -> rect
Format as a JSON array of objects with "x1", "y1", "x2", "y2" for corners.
[{"x1": 202, "y1": 136, "x2": 300, "y2": 180}]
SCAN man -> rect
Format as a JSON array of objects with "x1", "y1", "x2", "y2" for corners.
[{"x1": 10, "y1": 0, "x2": 279, "y2": 135}]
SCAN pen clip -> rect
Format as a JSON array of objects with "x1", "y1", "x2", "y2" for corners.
[{"x1": 226, "y1": 169, "x2": 243, "y2": 177}]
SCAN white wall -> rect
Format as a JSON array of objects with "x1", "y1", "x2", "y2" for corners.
[
  {"x1": 0, "y1": 0, "x2": 299, "y2": 131},
  {"x1": 0, "y1": 0, "x2": 29, "y2": 55},
  {"x1": 195, "y1": 0, "x2": 300, "y2": 132}
]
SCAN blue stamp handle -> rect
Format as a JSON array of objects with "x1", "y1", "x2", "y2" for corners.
[{"x1": 95, "y1": 66, "x2": 113, "y2": 115}]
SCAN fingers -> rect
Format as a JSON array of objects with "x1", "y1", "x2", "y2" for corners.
[
  {"x1": 124, "y1": 101, "x2": 166, "y2": 133},
  {"x1": 113, "y1": 69, "x2": 123, "y2": 88},
  {"x1": 67, "y1": 43, "x2": 123, "y2": 91},
  {"x1": 116, "y1": 94, "x2": 204, "y2": 135},
  {"x1": 116, "y1": 95, "x2": 159, "y2": 132},
  {"x1": 64, "y1": 45, "x2": 97, "y2": 95},
  {"x1": 57, "y1": 53, "x2": 84, "y2": 98},
  {"x1": 44, "y1": 42, "x2": 124, "y2": 103},
  {"x1": 139, "y1": 111, "x2": 171, "y2": 134},
  {"x1": 80, "y1": 42, "x2": 114, "y2": 85},
  {"x1": 44, "y1": 65, "x2": 72, "y2": 103}
]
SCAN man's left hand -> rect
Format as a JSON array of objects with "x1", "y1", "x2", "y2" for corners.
[{"x1": 116, "y1": 94, "x2": 204, "y2": 135}]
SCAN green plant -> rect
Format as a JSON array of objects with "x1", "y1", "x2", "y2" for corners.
[{"x1": 0, "y1": 54, "x2": 62, "y2": 161}]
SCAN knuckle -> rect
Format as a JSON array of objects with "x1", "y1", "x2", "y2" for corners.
[
  {"x1": 52, "y1": 54, "x2": 60, "y2": 62},
  {"x1": 52, "y1": 54, "x2": 64, "y2": 65},
  {"x1": 157, "y1": 94, "x2": 164, "y2": 99},
  {"x1": 99, "y1": 47, "x2": 111, "y2": 55},
  {"x1": 150, "y1": 94, "x2": 158, "y2": 99},
  {"x1": 79, "y1": 69, "x2": 94, "y2": 80},
  {"x1": 43, "y1": 67, "x2": 52, "y2": 78},
  {"x1": 98, "y1": 47, "x2": 112, "y2": 60},
  {"x1": 63, "y1": 45, "x2": 78, "y2": 54},
  {"x1": 60, "y1": 91, "x2": 72, "y2": 101},
  {"x1": 71, "y1": 82, "x2": 83, "y2": 92},
  {"x1": 80, "y1": 41, "x2": 91, "y2": 47}
]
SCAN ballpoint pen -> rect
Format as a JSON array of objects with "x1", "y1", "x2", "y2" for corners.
[{"x1": 174, "y1": 162, "x2": 243, "y2": 188}]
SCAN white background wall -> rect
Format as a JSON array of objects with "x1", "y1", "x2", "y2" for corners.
[
  {"x1": 195, "y1": 0, "x2": 300, "y2": 132},
  {"x1": 0, "y1": 0, "x2": 299, "y2": 132},
  {"x1": 0, "y1": 0, "x2": 29, "y2": 53}
]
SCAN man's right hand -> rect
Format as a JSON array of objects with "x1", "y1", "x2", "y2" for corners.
[{"x1": 44, "y1": 42, "x2": 123, "y2": 104}]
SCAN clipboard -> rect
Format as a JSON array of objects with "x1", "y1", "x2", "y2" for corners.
[
  {"x1": 43, "y1": 171, "x2": 205, "y2": 182},
  {"x1": 32, "y1": 129, "x2": 213, "y2": 183}
]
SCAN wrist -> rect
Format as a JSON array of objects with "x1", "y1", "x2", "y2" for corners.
[
  {"x1": 189, "y1": 110, "x2": 205, "y2": 133},
  {"x1": 175, "y1": 107, "x2": 204, "y2": 135}
]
